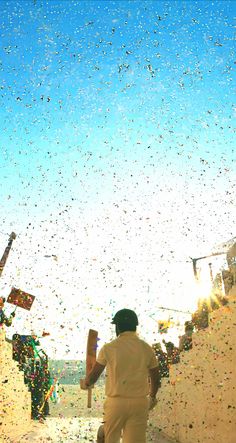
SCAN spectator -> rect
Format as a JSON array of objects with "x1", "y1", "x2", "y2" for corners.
[
  {"x1": 226, "y1": 242, "x2": 236, "y2": 286},
  {"x1": 152, "y1": 342, "x2": 169, "y2": 378},
  {"x1": 163, "y1": 340, "x2": 180, "y2": 366},
  {"x1": 192, "y1": 300, "x2": 209, "y2": 330},
  {"x1": 0, "y1": 297, "x2": 15, "y2": 327},
  {"x1": 30, "y1": 361, "x2": 45, "y2": 420},
  {"x1": 222, "y1": 270, "x2": 234, "y2": 296},
  {"x1": 179, "y1": 321, "x2": 194, "y2": 352},
  {"x1": 40, "y1": 354, "x2": 51, "y2": 417}
]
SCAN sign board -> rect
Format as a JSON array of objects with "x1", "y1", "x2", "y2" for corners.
[{"x1": 7, "y1": 287, "x2": 35, "y2": 310}]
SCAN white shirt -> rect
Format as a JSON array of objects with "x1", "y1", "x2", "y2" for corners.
[{"x1": 97, "y1": 331, "x2": 158, "y2": 398}]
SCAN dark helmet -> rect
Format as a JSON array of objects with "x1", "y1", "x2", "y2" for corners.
[
  {"x1": 111, "y1": 309, "x2": 139, "y2": 326},
  {"x1": 165, "y1": 341, "x2": 174, "y2": 350}
]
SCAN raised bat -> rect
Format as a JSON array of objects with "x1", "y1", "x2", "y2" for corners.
[
  {"x1": 0, "y1": 232, "x2": 16, "y2": 277},
  {"x1": 86, "y1": 328, "x2": 98, "y2": 408}
]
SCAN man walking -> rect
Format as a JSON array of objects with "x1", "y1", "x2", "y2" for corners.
[{"x1": 80, "y1": 308, "x2": 160, "y2": 443}]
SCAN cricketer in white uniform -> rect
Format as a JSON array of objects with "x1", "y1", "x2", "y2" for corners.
[{"x1": 80, "y1": 309, "x2": 160, "y2": 443}]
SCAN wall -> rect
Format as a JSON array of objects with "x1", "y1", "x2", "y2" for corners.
[
  {"x1": 151, "y1": 285, "x2": 236, "y2": 443},
  {"x1": 0, "y1": 326, "x2": 32, "y2": 441}
]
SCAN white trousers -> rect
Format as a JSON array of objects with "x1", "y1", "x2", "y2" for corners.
[{"x1": 103, "y1": 397, "x2": 149, "y2": 443}]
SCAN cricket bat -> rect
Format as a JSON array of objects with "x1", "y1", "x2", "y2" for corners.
[
  {"x1": 0, "y1": 232, "x2": 16, "y2": 278},
  {"x1": 86, "y1": 329, "x2": 98, "y2": 408}
]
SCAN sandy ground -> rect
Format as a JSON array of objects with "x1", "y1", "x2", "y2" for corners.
[{"x1": 3, "y1": 385, "x2": 174, "y2": 443}]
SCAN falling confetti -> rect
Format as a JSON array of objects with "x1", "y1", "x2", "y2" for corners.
[{"x1": 0, "y1": 0, "x2": 235, "y2": 441}]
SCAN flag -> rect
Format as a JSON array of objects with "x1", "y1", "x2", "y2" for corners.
[
  {"x1": 158, "y1": 319, "x2": 172, "y2": 333},
  {"x1": 7, "y1": 287, "x2": 35, "y2": 310}
]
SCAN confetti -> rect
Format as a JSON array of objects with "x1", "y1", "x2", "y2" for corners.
[{"x1": 0, "y1": 1, "x2": 235, "y2": 441}]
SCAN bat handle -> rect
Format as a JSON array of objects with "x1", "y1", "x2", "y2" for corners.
[{"x1": 87, "y1": 387, "x2": 92, "y2": 408}]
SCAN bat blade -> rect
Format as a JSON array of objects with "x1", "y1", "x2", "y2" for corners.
[{"x1": 86, "y1": 329, "x2": 98, "y2": 408}]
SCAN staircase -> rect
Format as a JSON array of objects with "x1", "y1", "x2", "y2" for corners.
[
  {"x1": 0, "y1": 327, "x2": 32, "y2": 441},
  {"x1": 151, "y1": 285, "x2": 236, "y2": 443}
]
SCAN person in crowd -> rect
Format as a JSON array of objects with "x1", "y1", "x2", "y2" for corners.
[
  {"x1": 40, "y1": 353, "x2": 51, "y2": 417},
  {"x1": 152, "y1": 342, "x2": 169, "y2": 378},
  {"x1": 0, "y1": 297, "x2": 15, "y2": 327},
  {"x1": 192, "y1": 300, "x2": 209, "y2": 330},
  {"x1": 30, "y1": 360, "x2": 45, "y2": 420},
  {"x1": 226, "y1": 242, "x2": 236, "y2": 268},
  {"x1": 209, "y1": 292, "x2": 228, "y2": 311},
  {"x1": 226, "y1": 242, "x2": 236, "y2": 287},
  {"x1": 80, "y1": 308, "x2": 160, "y2": 443},
  {"x1": 222, "y1": 270, "x2": 234, "y2": 295},
  {"x1": 50, "y1": 379, "x2": 61, "y2": 404},
  {"x1": 29, "y1": 357, "x2": 50, "y2": 421},
  {"x1": 163, "y1": 340, "x2": 180, "y2": 366},
  {"x1": 22, "y1": 357, "x2": 32, "y2": 386},
  {"x1": 179, "y1": 321, "x2": 194, "y2": 352}
]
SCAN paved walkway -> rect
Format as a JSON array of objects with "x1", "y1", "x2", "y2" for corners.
[
  {"x1": 2, "y1": 384, "x2": 176, "y2": 443},
  {"x1": 3, "y1": 417, "x2": 175, "y2": 443}
]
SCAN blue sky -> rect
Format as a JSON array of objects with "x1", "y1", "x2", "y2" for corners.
[{"x1": 0, "y1": 0, "x2": 235, "y2": 358}]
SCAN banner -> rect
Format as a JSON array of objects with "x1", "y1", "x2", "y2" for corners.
[
  {"x1": 7, "y1": 287, "x2": 35, "y2": 310},
  {"x1": 158, "y1": 319, "x2": 174, "y2": 333}
]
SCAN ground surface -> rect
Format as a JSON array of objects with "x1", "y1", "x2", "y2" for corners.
[{"x1": 3, "y1": 385, "x2": 174, "y2": 443}]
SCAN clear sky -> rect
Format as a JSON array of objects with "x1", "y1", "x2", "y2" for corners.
[{"x1": 0, "y1": 0, "x2": 235, "y2": 359}]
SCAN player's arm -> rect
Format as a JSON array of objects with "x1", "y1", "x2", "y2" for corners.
[
  {"x1": 84, "y1": 362, "x2": 105, "y2": 388},
  {"x1": 80, "y1": 344, "x2": 106, "y2": 390},
  {"x1": 149, "y1": 365, "x2": 161, "y2": 398}
]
